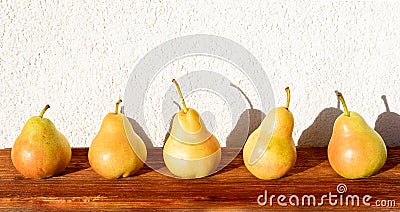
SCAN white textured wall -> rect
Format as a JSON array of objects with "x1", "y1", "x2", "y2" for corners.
[{"x1": 1, "y1": 1, "x2": 400, "y2": 148}]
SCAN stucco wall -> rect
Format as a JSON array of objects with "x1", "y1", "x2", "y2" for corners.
[{"x1": 1, "y1": 1, "x2": 400, "y2": 148}]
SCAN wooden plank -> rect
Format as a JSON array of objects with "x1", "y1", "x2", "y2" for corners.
[{"x1": 0, "y1": 147, "x2": 399, "y2": 210}]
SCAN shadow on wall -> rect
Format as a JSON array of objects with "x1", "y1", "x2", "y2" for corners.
[
  {"x1": 126, "y1": 117, "x2": 154, "y2": 148},
  {"x1": 121, "y1": 106, "x2": 154, "y2": 148},
  {"x1": 226, "y1": 83, "x2": 266, "y2": 148},
  {"x1": 162, "y1": 115, "x2": 175, "y2": 146},
  {"x1": 298, "y1": 98, "x2": 342, "y2": 147},
  {"x1": 162, "y1": 101, "x2": 186, "y2": 146},
  {"x1": 125, "y1": 101, "x2": 205, "y2": 148},
  {"x1": 374, "y1": 95, "x2": 400, "y2": 147}
]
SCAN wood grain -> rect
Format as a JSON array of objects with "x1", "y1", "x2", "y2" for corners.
[{"x1": 0, "y1": 147, "x2": 399, "y2": 210}]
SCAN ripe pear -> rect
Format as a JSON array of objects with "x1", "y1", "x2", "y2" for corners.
[
  {"x1": 328, "y1": 91, "x2": 387, "y2": 179},
  {"x1": 11, "y1": 105, "x2": 71, "y2": 179},
  {"x1": 88, "y1": 100, "x2": 147, "y2": 179},
  {"x1": 163, "y1": 79, "x2": 221, "y2": 179},
  {"x1": 243, "y1": 87, "x2": 296, "y2": 180}
]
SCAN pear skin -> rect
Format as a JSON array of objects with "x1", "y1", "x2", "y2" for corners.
[
  {"x1": 168, "y1": 108, "x2": 213, "y2": 145},
  {"x1": 328, "y1": 92, "x2": 387, "y2": 179},
  {"x1": 88, "y1": 100, "x2": 147, "y2": 179},
  {"x1": 163, "y1": 79, "x2": 221, "y2": 179},
  {"x1": 163, "y1": 133, "x2": 221, "y2": 179},
  {"x1": 11, "y1": 105, "x2": 71, "y2": 179},
  {"x1": 243, "y1": 88, "x2": 297, "y2": 180}
]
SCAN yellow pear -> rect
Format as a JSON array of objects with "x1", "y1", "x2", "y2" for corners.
[
  {"x1": 11, "y1": 105, "x2": 71, "y2": 179},
  {"x1": 88, "y1": 100, "x2": 147, "y2": 179},
  {"x1": 163, "y1": 79, "x2": 221, "y2": 179},
  {"x1": 243, "y1": 87, "x2": 297, "y2": 180},
  {"x1": 328, "y1": 91, "x2": 387, "y2": 179}
]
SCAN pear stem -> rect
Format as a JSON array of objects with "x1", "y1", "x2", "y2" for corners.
[
  {"x1": 39, "y1": 105, "x2": 50, "y2": 118},
  {"x1": 172, "y1": 79, "x2": 188, "y2": 113},
  {"x1": 285, "y1": 87, "x2": 290, "y2": 109},
  {"x1": 335, "y1": 91, "x2": 350, "y2": 117},
  {"x1": 382, "y1": 95, "x2": 390, "y2": 112},
  {"x1": 115, "y1": 99, "x2": 122, "y2": 114}
]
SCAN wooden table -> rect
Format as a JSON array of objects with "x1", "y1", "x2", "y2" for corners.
[{"x1": 0, "y1": 147, "x2": 399, "y2": 210}]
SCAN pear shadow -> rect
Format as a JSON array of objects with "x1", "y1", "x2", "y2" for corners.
[
  {"x1": 376, "y1": 147, "x2": 400, "y2": 175},
  {"x1": 374, "y1": 95, "x2": 400, "y2": 175},
  {"x1": 58, "y1": 148, "x2": 90, "y2": 176},
  {"x1": 126, "y1": 117, "x2": 154, "y2": 148},
  {"x1": 293, "y1": 97, "x2": 342, "y2": 174},
  {"x1": 374, "y1": 95, "x2": 400, "y2": 147},
  {"x1": 119, "y1": 107, "x2": 157, "y2": 176},
  {"x1": 161, "y1": 101, "x2": 181, "y2": 146},
  {"x1": 133, "y1": 163, "x2": 157, "y2": 176},
  {"x1": 211, "y1": 148, "x2": 243, "y2": 176},
  {"x1": 298, "y1": 107, "x2": 342, "y2": 147},
  {"x1": 226, "y1": 83, "x2": 266, "y2": 148},
  {"x1": 216, "y1": 84, "x2": 266, "y2": 175},
  {"x1": 120, "y1": 106, "x2": 154, "y2": 148},
  {"x1": 162, "y1": 115, "x2": 175, "y2": 146},
  {"x1": 226, "y1": 109, "x2": 266, "y2": 148},
  {"x1": 285, "y1": 147, "x2": 328, "y2": 177},
  {"x1": 126, "y1": 117, "x2": 163, "y2": 176}
]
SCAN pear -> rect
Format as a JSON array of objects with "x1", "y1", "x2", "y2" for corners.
[
  {"x1": 328, "y1": 91, "x2": 387, "y2": 179},
  {"x1": 88, "y1": 100, "x2": 147, "y2": 179},
  {"x1": 163, "y1": 79, "x2": 221, "y2": 179},
  {"x1": 243, "y1": 87, "x2": 296, "y2": 180},
  {"x1": 11, "y1": 105, "x2": 71, "y2": 179}
]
